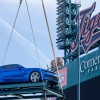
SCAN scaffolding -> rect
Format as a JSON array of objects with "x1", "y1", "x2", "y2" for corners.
[
  {"x1": 56, "y1": 0, "x2": 80, "y2": 64},
  {"x1": 0, "y1": 82, "x2": 64, "y2": 99}
]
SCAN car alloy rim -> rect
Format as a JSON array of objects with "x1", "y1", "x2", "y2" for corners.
[{"x1": 30, "y1": 72, "x2": 40, "y2": 82}]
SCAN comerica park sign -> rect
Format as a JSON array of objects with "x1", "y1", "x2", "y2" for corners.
[
  {"x1": 80, "y1": 54, "x2": 100, "y2": 74},
  {"x1": 71, "y1": 2, "x2": 100, "y2": 53}
]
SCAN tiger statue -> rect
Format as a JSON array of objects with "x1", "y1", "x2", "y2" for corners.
[{"x1": 51, "y1": 57, "x2": 64, "y2": 70}]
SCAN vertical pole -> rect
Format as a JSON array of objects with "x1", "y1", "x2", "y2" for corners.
[
  {"x1": 64, "y1": 50, "x2": 66, "y2": 65},
  {"x1": 77, "y1": 3, "x2": 80, "y2": 100},
  {"x1": 44, "y1": 91, "x2": 47, "y2": 100},
  {"x1": 67, "y1": 0, "x2": 71, "y2": 64}
]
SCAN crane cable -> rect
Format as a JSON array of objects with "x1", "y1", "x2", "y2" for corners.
[
  {"x1": 25, "y1": 0, "x2": 41, "y2": 68},
  {"x1": 41, "y1": 0, "x2": 65, "y2": 96},
  {"x1": 2, "y1": 0, "x2": 23, "y2": 65},
  {"x1": 24, "y1": 0, "x2": 45, "y2": 86}
]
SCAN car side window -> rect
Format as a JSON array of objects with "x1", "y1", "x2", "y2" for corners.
[{"x1": 0, "y1": 64, "x2": 18, "y2": 69}]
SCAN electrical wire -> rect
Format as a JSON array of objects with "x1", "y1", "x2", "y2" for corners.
[
  {"x1": 2, "y1": 0, "x2": 23, "y2": 65},
  {"x1": 40, "y1": 0, "x2": 65, "y2": 96}
]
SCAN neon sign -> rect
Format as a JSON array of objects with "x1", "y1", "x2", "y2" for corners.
[{"x1": 71, "y1": 2, "x2": 100, "y2": 53}]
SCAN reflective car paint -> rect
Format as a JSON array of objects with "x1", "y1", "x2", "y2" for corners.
[{"x1": 0, "y1": 64, "x2": 58, "y2": 84}]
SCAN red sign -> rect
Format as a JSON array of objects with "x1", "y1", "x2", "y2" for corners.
[
  {"x1": 49, "y1": 67, "x2": 67, "y2": 100},
  {"x1": 57, "y1": 67, "x2": 67, "y2": 87}
]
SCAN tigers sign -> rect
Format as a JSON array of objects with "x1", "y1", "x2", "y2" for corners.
[{"x1": 71, "y1": 2, "x2": 100, "y2": 53}]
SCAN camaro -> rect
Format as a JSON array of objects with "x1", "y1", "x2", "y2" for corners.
[{"x1": 0, "y1": 64, "x2": 58, "y2": 85}]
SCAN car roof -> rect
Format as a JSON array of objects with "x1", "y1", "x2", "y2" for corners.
[{"x1": 0, "y1": 64, "x2": 24, "y2": 69}]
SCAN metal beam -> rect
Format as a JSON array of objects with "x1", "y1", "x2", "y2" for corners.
[
  {"x1": 0, "y1": 94, "x2": 58, "y2": 100},
  {"x1": 0, "y1": 88, "x2": 44, "y2": 96},
  {"x1": 45, "y1": 88, "x2": 63, "y2": 98},
  {"x1": 0, "y1": 82, "x2": 64, "y2": 99},
  {"x1": 0, "y1": 82, "x2": 44, "y2": 89}
]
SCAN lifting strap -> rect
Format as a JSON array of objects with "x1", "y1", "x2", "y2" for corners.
[{"x1": 40, "y1": 0, "x2": 64, "y2": 96}]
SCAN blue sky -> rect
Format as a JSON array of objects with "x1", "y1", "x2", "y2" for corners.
[{"x1": 0, "y1": 0, "x2": 100, "y2": 69}]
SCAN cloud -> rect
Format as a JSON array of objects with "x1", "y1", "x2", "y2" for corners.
[{"x1": 0, "y1": 18, "x2": 50, "y2": 67}]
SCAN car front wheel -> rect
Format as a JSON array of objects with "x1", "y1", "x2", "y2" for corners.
[{"x1": 30, "y1": 71, "x2": 41, "y2": 82}]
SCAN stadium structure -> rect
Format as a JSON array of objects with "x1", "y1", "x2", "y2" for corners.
[{"x1": 55, "y1": 0, "x2": 100, "y2": 100}]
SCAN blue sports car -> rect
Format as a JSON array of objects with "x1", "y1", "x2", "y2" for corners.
[{"x1": 0, "y1": 64, "x2": 58, "y2": 85}]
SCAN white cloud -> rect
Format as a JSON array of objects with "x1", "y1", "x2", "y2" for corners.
[{"x1": 0, "y1": 18, "x2": 50, "y2": 67}]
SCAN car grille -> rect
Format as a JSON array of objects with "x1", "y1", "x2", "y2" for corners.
[{"x1": 48, "y1": 76, "x2": 58, "y2": 82}]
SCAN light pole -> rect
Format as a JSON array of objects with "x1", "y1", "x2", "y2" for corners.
[{"x1": 77, "y1": 2, "x2": 81, "y2": 100}]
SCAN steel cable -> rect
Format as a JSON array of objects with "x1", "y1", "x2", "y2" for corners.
[
  {"x1": 25, "y1": 0, "x2": 45, "y2": 87},
  {"x1": 2, "y1": 0, "x2": 23, "y2": 65}
]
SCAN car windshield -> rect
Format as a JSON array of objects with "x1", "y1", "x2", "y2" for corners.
[{"x1": 0, "y1": 64, "x2": 22, "y2": 69}]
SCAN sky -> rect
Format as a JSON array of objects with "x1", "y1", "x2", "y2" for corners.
[{"x1": 0, "y1": 0, "x2": 100, "y2": 69}]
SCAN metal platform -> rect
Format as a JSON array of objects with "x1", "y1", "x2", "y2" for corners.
[{"x1": 0, "y1": 82, "x2": 64, "y2": 99}]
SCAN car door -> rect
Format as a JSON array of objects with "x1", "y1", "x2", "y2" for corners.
[
  {"x1": 0, "y1": 68, "x2": 5, "y2": 82},
  {"x1": 2, "y1": 66, "x2": 25, "y2": 82}
]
